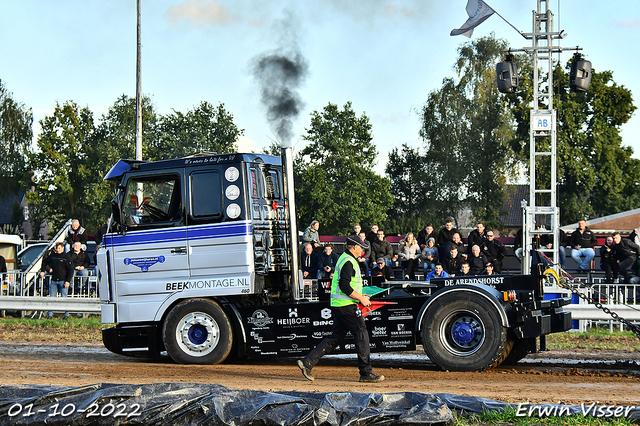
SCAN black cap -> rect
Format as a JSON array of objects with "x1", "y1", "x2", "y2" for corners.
[{"x1": 346, "y1": 235, "x2": 368, "y2": 249}]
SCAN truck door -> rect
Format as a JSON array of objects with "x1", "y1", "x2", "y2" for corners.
[
  {"x1": 185, "y1": 166, "x2": 254, "y2": 293},
  {"x1": 109, "y1": 171, "x2": 188, "y2": 321}
]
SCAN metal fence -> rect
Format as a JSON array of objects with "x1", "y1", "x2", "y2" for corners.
[{"x1": 0, "y1": 271, "x2": 100, "y2": 317}]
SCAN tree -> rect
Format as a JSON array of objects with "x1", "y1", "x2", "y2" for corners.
[
  {"x1": 508, "y1": 59, "x2": 639, "y2": 223},
  {"x1": 27, "y1": 101, "x2": 95, "y2": 231},
  {"x1": 418, "y1": 35, "x2": 516, "y2": 229},
  {"x1": 154, "y1": 101, "x2": 242, "y2": 159},
  {"x1": 384, "y1": 143, "x2": 431, "y2": 234},
  {"x1": 0, "y1": 79, "x2": 33, "y2": 199},
  {"x1": 295, "y1": 102, "x2": 393, "y2": 235}
]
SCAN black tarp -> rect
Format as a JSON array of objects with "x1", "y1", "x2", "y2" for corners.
[{"x1": 1, "y1": 383, "x2": 638, "y2": 425}]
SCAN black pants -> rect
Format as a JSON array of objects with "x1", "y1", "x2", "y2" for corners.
[
  {"x1": 601, "y1": 261, "x2": 619, "y2": 283},
  {"x1": 619, "y1": 256, "x2": 637, "y2": 283},
  {"x1": 401, "y1": 259, "x2": 416, "y2": 279},
  {"x1": 302, "y1": 304, "x2": 373, "y2": 377}
]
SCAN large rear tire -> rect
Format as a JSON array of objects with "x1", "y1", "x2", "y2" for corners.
[
  {"x1": 421, "y1": 291, "x2": 512, "y2": 371},
  {"x1": 162, "y1": 299, "x2": 233, "y2": 364}
]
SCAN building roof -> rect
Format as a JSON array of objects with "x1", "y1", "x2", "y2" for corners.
[
  {"x1": 500, "y1": 185, "x2": 528, "y2": 227},
  {"x1": 561, "y1": 208, "x2": 640, "y2": 233}
]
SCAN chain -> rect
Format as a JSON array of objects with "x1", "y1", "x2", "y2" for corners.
[{"x1": 538, "y1": 251, "x2": 640, "y2": 341}]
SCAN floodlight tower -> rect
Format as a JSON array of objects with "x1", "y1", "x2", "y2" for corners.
[
  {"x1": 496, "y1": 0, "x2": 590, "y2": 272},
  {"x1": 520, "y1": 0, "x2": 564, "y2": 272}
]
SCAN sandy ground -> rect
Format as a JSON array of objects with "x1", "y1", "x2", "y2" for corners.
[{"x1": 1, "y1": 340, "x2": 639, "y2": 406}]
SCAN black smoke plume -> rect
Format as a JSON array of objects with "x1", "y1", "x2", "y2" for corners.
[{"x1": 252, "y1": 17, "x2": 308, "y2": 146}]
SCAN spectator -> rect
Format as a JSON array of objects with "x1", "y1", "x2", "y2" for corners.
[
  {"x1": 318, "y1": 244, "x2": 340, "y2": 279},
  {"x1": 365, "y1": 224, "x2": 379, "y2": 245},
  {"x1": 444, "y1": 246, "x2": 463, "y2": 276},
  {"x1": 69, "y1": 241, "x2": 90, "y2": 291},
  {"x1": 600, "y1": 236, "x2": 618, "y2": 283},
  {"x1": 417, "y1": 223, "x2": 435, "y2": 250},
  {"x1": 437, "y1": 218, "x2": 459, "y2": 260},
  {"x1": 514, "y1": 228, "x2": 523, "y2": 261},
  {"x1": 480, "y1": 231, "x2": 506, "y2": 273},
  {"x1": 302, "y1": 220, "x2": 321, "y2": 250},
  {"x1": 481, "y1": 262, "x2": 495, "y2": 276},
  {"x1": 540, "y1": 229, "x2": 567, "y2": 268},
  {"x1": 629, "y1": 223, "x2": 640, "y2": 247},
  {"x1": 371, "y1": 258, "x2": 393, "y2": 281},
  {"x1": 425, "y1": 263, "x2": 450, "y2": 281},
  {"x1": 358, "y1": 231, "x2": 371, "y2": 275},
  {"x1": 570, "y1": 219, "x2": 597, "y2": 270},
  {"x1": 467, "y1": 222, "x2": 488, "y2": 250},
  {"x1": 370, "y1": 229, "x2": 394, "y2": 266},
  {"x1": 468, "y1": 245, "x2": 488, "y2": 275},
  {"x1": 398, "y1": 232, "x2": 420, "y2": 279},
  {"x1": 300, "y1": 243, "x2": 321, "y2": 279},
  {"x1": 65, "y1": 219, "x2": 88, "y2": 252},
  {"x1": 613, "y1": 232, "x2": 640, "y2": 284},
  {"x1": 352, "y1": 223, "x2": 362, "y2": 236},
  {"x1": 444, "y1": 232, "x2": 466, "y2": 258},
  {"x1": 39, "y1": 242, "x2": 74, "y2": 319},
  {"x1": 458, "y1": 261, "x2": 472, "y2": 276},
  {"x1": 420, "y1": 237, "x2": 438, "y2": 275}
]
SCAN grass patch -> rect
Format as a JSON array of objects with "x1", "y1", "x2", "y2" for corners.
[
  {"x1": 0, "y1": 316, "x2": 110, "y2": 342},
  {"x1": 454, "y1": 408, "x2": 636, "y2": 425},
  {"x1": 545, "y1": 327, "x2": 640, "y2": 352}
]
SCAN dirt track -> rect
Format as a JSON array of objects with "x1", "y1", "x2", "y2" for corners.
[{"x1": 1, "y1": 341, "x2": 640, "y2": 406}]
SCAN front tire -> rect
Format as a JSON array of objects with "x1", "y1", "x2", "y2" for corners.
[
  {"x1": 421, "y1": 291, "x2": 512, "y2": 371},
  {"x1": 162, "y1": 299, "x2": 233, "y2": 364}
]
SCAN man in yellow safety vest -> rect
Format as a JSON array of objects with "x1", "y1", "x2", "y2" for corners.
[{"x1": 297, "y1": 235, "x2": 384, "y2": 383}]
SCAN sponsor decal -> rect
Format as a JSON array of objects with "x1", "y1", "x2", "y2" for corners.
[
  {"x1": 289, "y1": 308, "x2": 298, "y2": 318},
  {"x1": 166, "y1": 277, "x2": 249, "y2": 291},
  {"x1": 250, "y1": 331, "x2": 274, "y2": 344},
  {"x1": 443, "y1": 276, "x2": 505, "y2": 287},
  {"x1": 124, "y1": 256, "x2": 165, "y2": 272},
  {"x1": 321, "y1": 308, "x2": 332, "y2": 319},
  {"x1": 312, "y1": 331, "x2": 332, "y2": 339},
  {"x1": 388, "y1": 307, "x2": 414, "y2": 321},
  {"x1": 277, "y1": 317, "x2": 310, "y2": 326},
  {"x1": 372, "y1": 326, "x2": 387, "y2": 337},
  {"x1": 277, "y1": 334, "x2": 308, "y2": 340},
  {"x1": 391, "y1": 323, "x2": 412, "y2": 336},
  {"x1": 183, "y1": 154, "x2": 236, "y2": 165},
  {"x1": 247, "y1": 310, "x2": 273, "y2": 328},
  {"x1": 382, "y1": 339, "x2": 411, "y2": 348}
]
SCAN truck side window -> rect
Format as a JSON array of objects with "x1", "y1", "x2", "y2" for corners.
[
  {"x1": 190, "y1": 170, "x2": 222, "y2": 218},
  {"x1": 123, "y1": 176, "x2": 181, "y2": 227}
]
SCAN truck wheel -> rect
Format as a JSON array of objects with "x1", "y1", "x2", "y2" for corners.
[
  {"x1": 162, "y1": 299, "x2": 233, "y2": 364},
  {"x1": 421, "y1": 292, "x2": 513, "y2": 371}
]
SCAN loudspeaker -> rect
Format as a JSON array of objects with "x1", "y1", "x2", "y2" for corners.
[
  {"x1": 496, "y1": 60, "x2": 518, "y2": 93},
  {"x1": 570, "y1": 56, "x2": 592, "y2": 92}
]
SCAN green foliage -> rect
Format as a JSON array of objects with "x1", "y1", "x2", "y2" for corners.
[
  {"x1": 416, "y1": 35, "x2": 514, "y2": 230},
  {"x1": 295, "y1": 102, "x2": 393, "y2": 235},
  {"x1": 28, "y1": 101, "x2": 95, "y2": 231},
  {"x1": 509, "y1": 58, "x2": 639, "y2": 224},
  {"x1": 0, "y1": 79, "x2": 33, "y2": 202},
  {"x1": 152, "y1": 101, "x2": 242, "y2": 159}
]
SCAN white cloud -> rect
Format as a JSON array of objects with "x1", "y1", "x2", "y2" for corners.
[{"x1": 166, "y1": 0, "x2": 241, "y2": 28}]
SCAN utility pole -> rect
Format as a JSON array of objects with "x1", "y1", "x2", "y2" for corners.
[{"x1": 135, "y1": 0, "x2": 143, "y2": 161}]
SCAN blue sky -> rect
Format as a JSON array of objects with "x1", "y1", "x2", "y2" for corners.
[{"x1": 1, "y1": 1, "x2": 638, "y2": 175}]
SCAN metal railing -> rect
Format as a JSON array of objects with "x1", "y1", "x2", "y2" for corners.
[{"x1": 0, "y1": 271, "x2": 100, "y2": 316}]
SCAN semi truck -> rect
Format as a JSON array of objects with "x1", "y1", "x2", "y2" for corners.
[{"x1": 97, "y1": 147, "x2": 572, "y2": 372}]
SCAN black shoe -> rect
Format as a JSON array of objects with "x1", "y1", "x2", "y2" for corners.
[
  {"x1": 359, "y1": 373, "x2": 384, "y2": 383},
  {"x1": 297, "y1": 360, "x2": 314, "y2": 381}
]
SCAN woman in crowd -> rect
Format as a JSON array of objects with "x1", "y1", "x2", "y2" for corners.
[{"x1": 399, "y1": 232, "x2": 420, "y2": 280}]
